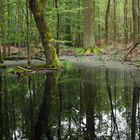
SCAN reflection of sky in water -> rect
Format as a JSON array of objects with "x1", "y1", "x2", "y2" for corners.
[
  {"x1": 95, "y1": 109, "x2": 129, "y2": 139},
  {"x1": 53, "y1": 106, "x2": 139, "y2": 139},
  {"x1": 12, "y1": 129, "x2": 25, "y2": 140},
  {"x1": 50, "y1": 108, "x2": 131, "y2": 139}
]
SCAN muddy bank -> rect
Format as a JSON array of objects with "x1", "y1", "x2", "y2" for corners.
[{"x1": 1, "y1": 55, "x2": 139, "y2": 71}]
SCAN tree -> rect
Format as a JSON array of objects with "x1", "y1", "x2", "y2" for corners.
[
  {"x1": 124, "y1": 0, "x2": 129, "y2": 46},
  {"x1": 75, "y1": 0, "x2": 81, "y2": 47},
  {"x1": 105, "y1": 0, "x2": 111, "y2": 44},
  {"x1": 113, "y1": 0, "x2": 117, "y2": 45},
  {"x1": 29, "y1": 0, "x2": 61, "y2": 68},
  {"x1": 138, "y1": 0, "x2": 140, "y2": 38},
  {"x1": 83, "y1": 0, "x2": 95, "y2": 49},
  {"x1": 0, "y1": 0, "x2": 6, "y2": 58},
  {"x1": 54, "y1": 0, "x2": 60, "y2": 56},
  {"x1": 26, "y1": 0, "x2": 31, "y2": 65},
  {"x1": 132, "y1": 0, "x2": 138, "y2": 42},
  {"x1": 65, "y1": 1, "x2": 72, "y2": 47}
]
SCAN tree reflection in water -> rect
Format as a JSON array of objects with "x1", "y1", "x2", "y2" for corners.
[
  {"x1": 84, "y1": 68, "x2": 96, "y2": 140},
  {"x1": 106, "y1": 69, "x2": 120, "y2": 140},
  {"x1": 131, "y1": 85, "x2": 139, "y2": 140},
  {"x1": 32, "y1": 72, "x2": 59, "y2": 140},
  {"x1": 0, "y1": 66, "x2": 139, "y2": 139},
  {"x1": 0, "y1": 72, "x2": 3, "y2": 139}
]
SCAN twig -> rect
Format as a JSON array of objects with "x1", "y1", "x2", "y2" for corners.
[{"x1": 123, "y1": 41, "x2": 140, "y2": 61}]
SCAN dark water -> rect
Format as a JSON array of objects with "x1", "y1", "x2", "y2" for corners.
[{"x1": 0, "y1": 64, "x2": 140, "y2": 140}]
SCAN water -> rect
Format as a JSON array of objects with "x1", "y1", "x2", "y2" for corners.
[{"x1": 0, "y1": 64, "x2": 140, "y2": 140}]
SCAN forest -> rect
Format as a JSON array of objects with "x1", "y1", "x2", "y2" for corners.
[
  {"x1": 0, "y1": 0, "x2": 140, "y2": 66},
  {"x1": 0, "y1": 0, "x2": 140, "y2": 140}
]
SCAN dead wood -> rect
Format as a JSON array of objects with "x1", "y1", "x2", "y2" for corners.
[{"x1": 123, "y1": 41, "x2": 140, "y2": 61}]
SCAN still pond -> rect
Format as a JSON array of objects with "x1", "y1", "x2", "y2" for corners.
[{"x1": 0, "y1": 63, "x2": 140, "y2": 140}]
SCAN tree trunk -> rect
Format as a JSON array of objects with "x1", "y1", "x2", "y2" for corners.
[
  {"x1": 105, "y1": 0, "x2": 111, "y2": 44},
  {"x1": 26, "y1": 0, "x2": 31, "y2": 65},
  {"x1": 138, "y1": 0, "x2": 140, "y2": 39},
  {"x1": 7, "y1": 0, "x2": 11, "y2": 56},
  {"x1": 54, "y1": 0, "x2": 60, "y2": 56},
  {"x1": 65, "y1": 1, "x2": 72, "y2": 47},
  {"x1": 132, "y1": 0, "x2": 138, "y2": 42},
  {"x1": 83, "y1": 0, "x2": 95, "y2": 48},
  {"x1": 113, "y1": 0, "x2": 117, "y2": 45},
  {"x1": 0, "y1": 0, "x2": 6, "y2": 58},
  {"x1": 124, "y1": 0, "x2": 128, "y2": 46},
  {"x1": 75, "y1": 0, "x2": 81, "y2": 47},
  {"x1": 97, "y1": 0, "x2": 101, "y2": 40},
  {"x1": 29, "y1": 0, "x2": 61, "y2": 68}
]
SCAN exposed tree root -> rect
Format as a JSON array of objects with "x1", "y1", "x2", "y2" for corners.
[{"x1": 78, "y1": 47, "x2": 103, "y2": 55}]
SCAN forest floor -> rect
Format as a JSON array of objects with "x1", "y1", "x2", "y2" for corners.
[
  {"x1": 59, "y1": 42, "x2": 140, "y2": 71},
  {"x1": 2, "y1": 55, "x2": 139, "y2": 72},
  {"x1": 1, "y1": 43, "x2": 140, "y2": 71}
]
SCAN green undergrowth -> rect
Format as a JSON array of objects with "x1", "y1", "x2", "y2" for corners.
[
  {"x1": 62, "y1": 61, "x2": 74, "y2": 70},
  {"x1": 60, "y1": 46, "x2": 105, "y2": 56},
  {"x1": 77, "y1": 47, "x2": 104, "y2": 55}
]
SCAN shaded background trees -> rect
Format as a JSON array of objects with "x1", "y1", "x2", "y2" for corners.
[{"x1": 0, "y1": 0, "x2": 139, "y2": 57}]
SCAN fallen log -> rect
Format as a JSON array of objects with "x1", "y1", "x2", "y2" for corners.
[{"x1": 16, "y1": 66, "x2": 34, "y2": 72}]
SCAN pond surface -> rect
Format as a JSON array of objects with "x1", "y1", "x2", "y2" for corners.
[{"x1": 0, "y1": 63, "x2": 140, "y2": 140}]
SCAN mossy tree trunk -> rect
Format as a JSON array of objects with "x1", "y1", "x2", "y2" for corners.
[{"x1": 29, "y1": 0, "x2": 61, "y2": 68}]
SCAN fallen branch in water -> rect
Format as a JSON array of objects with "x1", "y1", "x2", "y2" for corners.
[{"x1": 16, "y1": 66, "x2": 34, "y2": 72}]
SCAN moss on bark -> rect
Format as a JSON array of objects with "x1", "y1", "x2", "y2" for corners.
[
  {"x1": 78, "y1": 47, "x2": 103, "y2": 55},
  {"x1": 46, "y1": 46, "x2": 61, "y2": 68},
  {"x1": 29, "y1": 0, "x2": 61, "y2": 69}
]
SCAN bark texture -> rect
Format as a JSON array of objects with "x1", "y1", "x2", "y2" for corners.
[
  {"x1": 83, "y1": 0, "x2": 95, "y2": 48},
  {"x1": 124, "y1": 0, "x2": 128, "y2": 46},
  {"x1": 132, "y1": 0, "x2": 138, "y2": 42},
  {"x1": 29, "y1": 0, "x2": 60, "y2": 68},
  {"x1": 105, "y1": 0, "x2": 111, "y2": 44}
]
